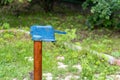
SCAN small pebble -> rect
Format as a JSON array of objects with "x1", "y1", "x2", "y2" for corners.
[
  {"x1": 12, "y1": 78, "x2": 17, "y2": 80},
  {"x1": 43, "y1": 73, "x2": 53, "y2": 80},
  {"x1": 25, "y1": 57, "x2": 33, "y2": 62},
  {"x1": 23, "y1": 78, "x2": 28, "y2": 80},
  {"x1": 65, "y1": 75, "x2": 72, "y2": 80},
  {"x1": 56, "y1": 56, "x2": 65, "y2": 61},
  {"x1": 73, "y1": 64, "x2": 82, "y2": 72},
  {"x1": 43, "y1": 73, "x2": 52, "y2": 77},
  {"x1": 58, "y1": 62, "x2": 68, "y2": 69}
]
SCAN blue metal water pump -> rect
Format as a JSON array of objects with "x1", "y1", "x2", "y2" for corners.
[{"x1": 30, "y1": 25, "x2": 66, "y2": 41}]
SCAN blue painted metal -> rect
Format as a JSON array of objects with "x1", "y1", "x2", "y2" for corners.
[
  {"x1": 54, "y1": 30, "x2": 66, "y2": 34},
  {"x1": 30, "y1": 25, "x2": 66, "y2": 41}
]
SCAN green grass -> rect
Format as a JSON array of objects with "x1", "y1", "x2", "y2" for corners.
[
  {"x1": 0, "y1": 11, "x2": 85, "y2": 30},
  {"x1": 0, "y1": 12, "x2": 120, "y2": 80},
  {"x1": 0, "y1": 40, "x2": 33, "y2": 79}
]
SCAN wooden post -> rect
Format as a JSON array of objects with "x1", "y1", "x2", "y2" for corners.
[{"x1": 34, "y1": 41, "x2": 42, "y2": 80}]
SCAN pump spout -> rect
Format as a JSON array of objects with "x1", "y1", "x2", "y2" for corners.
[{"x1": 54, "y1": 30, "x2": 66, "y2": 34}]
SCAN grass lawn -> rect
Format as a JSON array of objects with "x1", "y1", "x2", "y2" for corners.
[{"x1": 0, "y1": 12, "x2": 120, "y2": 80}]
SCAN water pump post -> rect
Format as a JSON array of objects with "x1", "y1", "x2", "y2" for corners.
[
  {"x1": 34, "y1": 41, "x2": 42, "y2": 80},
  {"x1": 30, "y1": 25, "x2": 66, "y2": 80}
]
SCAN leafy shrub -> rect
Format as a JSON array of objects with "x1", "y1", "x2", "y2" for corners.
[
  {"x1": 0, "y1": 0, "x2": 13, "y2": 5},
  {"x1": 1, "y1": 0, "x2": 31, "y2": 16},
  {"x1": 0, "y1": 0, "x2": 31, "y2": 5},
  {"x1": 83, "y1": 0, "x2": 120, "y2": 28},
  {"x1": 1, "y1": 22, "x2": 10, "y2": 29}
]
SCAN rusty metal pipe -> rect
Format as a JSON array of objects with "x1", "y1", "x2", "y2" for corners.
[{"x1": 34, "y1": 41, "x2": 42, "y2": 80}]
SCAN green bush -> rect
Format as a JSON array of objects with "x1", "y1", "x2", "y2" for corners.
[
  {"x1": 83, "y1": 0, "x2": 120, "y2": 28},
  {"x1": 0, "y1": 0, "x2": 31, "y2": 5},
  {"x1": 0, "y1": 0, "x2": 13, "y2": 5},
  {"x1": 2, "y1": 23, "x2": 10, "y2": 29}
]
